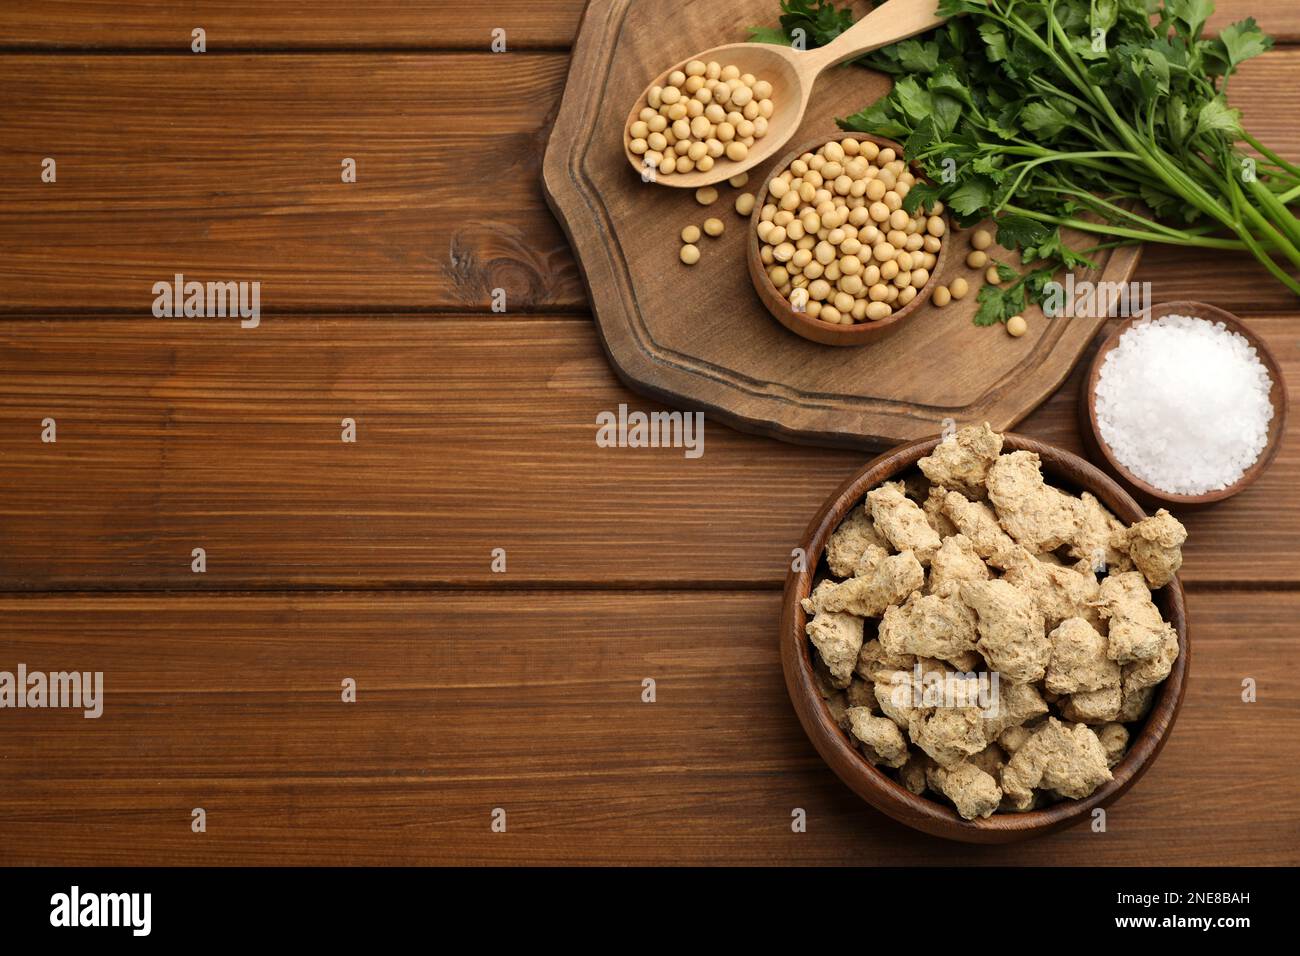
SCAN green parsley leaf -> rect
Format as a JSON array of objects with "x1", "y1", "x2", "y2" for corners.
[
  {"x1": 973, "y1": 281, "x2": 1025, "y2": 326},
  {"x1": 1196, "y1": 98, "x2": 1242, "y2": 139},
  {"x1": 946, "y1": 177, "x2": 996, "y2": 217},
  {"x1": 994, "y1": 215, "x2": 1051, "y2": 251},
  {"x1": 1209, "y1": 17, "x2": 1274, "y2": 73}
]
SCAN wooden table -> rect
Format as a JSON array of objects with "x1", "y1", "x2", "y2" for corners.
[{"x1": 1, "y1": 1, "x2": 1296, "y2": 866}]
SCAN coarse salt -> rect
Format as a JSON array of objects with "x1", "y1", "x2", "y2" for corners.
[{"x1": 1094, "y1": 313, "x2": 1274, "y2": 495}]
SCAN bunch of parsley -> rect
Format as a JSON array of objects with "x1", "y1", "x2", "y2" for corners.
[{"x1": 752, "y1": 0, "x2": 1300, "y2": 324}]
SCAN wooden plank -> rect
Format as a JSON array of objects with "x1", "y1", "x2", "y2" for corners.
[
  {"x1": 0, "y1": 588, "x2": 1294, "y2": 865},
  {"x1": 2, "y1": 50, "x2": 1300, "y2": 313},
  {"x1": 0, "y1": 0, "x2": 1295, "y2": 49},
  {"x1": 1209, "y1": 1, "x2": 1300, "y2": 40},
  {"x1": 0, "y1": 53, "x2": 584, "y2": 313},
  {"x1": 0, "y1": 0, "x2": 588, "y2": 49},
  {"x1": 0, "y1": 315, "x2": 1295, "y2": 589}
]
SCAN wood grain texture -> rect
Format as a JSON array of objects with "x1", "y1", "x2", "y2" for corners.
[
  {"x1": 1, "y1": 0, "x2": 1294, "y2": 49},
  {"x1": 2, "y1": 0, "x2": 1298, "y2": 868},
  {"x1": 0, "y1": 0, "x2": 588, "y2": 49},
  {"x1": 0, "y1": 53, "x2": 583, "y2": 313},
  {"x1": 0, "y1": 588, "x2": 1293, "y2": 865},
  {"x1": 1, "y1": 48, "x2": 1298, "y2": 314},
  {"x1": 0, "y1": 315, "x2": 1295, "y2": 590}
]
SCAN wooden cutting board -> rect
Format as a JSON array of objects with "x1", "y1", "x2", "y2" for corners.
[{"x1": 542, "y1": 0, "x2": 1142, "y2": 448}]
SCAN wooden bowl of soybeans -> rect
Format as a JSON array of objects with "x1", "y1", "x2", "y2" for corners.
[{"x1": 748, "y1": 132, "x2": 950, "y2": 347}]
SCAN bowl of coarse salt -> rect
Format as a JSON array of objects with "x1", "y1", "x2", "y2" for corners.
[{"x1": 1081, "y1": 301, "x2": 1288, "y2": 508}]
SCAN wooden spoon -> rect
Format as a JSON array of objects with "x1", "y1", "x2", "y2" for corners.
[{"x1": 623, "y1": 0, "x2": 947, "y2": 188}]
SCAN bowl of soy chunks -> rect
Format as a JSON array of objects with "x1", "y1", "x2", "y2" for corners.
[{"x1": 781, "y1": 424, "x2": 1188, "y2": 843}]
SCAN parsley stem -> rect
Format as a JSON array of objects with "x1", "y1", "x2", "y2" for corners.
[
  {"x1": 993, "y1": 152, "x2": 1144, "y2": 216},
  {"x1": 1033, "y1": 187, "x2": 1207, "y2": 241},
  {"x1": 1243, "y1": 131, "x2": 1300, "y2": 182},
  {"x1": 1001, "y1": 204, "x2": 1250, "y2": 251}
]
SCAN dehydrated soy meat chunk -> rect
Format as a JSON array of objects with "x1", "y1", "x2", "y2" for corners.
[
  {"x1": 873, "y1": 667, "x2": 929, "y2": 730},
  {"x1": 986, "y1": 451, "x2": 1083, "y2": 553},
  {"x1": 852, "y1": 543, "x2": 891, "y2": 578},
  {"x1": 1095, "y1": 571, "x2": 1173, "y2": 663},
  {"x1": 1117, "y1": 683, "x2": 1156, "y2": 723},
  {"x1": 878, "y1": 590, "x2": 979, "y2": 664},
  {"x1": 927, "y1": 534, "x2": 989, "y2": 597},
  {"x1": 867, "y1": 482, "x2": 942, "y2": 565},
  {"x1": 996, "y1": 723, "x2": 1034, "y2": 756},
  {"x1": 898, "y1": 753, "x2": 931, "y2": 795},
  {"x1": 813, "y1": 551, "x2": 925, "y2": 619},
  {"x1": 909, "y1": 706, "x2": 989, "y2": 768},
  {"x1": 802, "y1": 581, "x2": 864, "y2": 688},
  {"x1": 1000, "y1": 717, "x2": 1112, "y2": 802},
  {"x1": 800, "y1": 578, "x2": 836, "y2": 617},
  {"x1": 925, "y1": 759, "x2": 1002, "y2": 820},
  {"x1": 1067, "y1": 492, "x2": 1133, "y2": 573},
  {"x1": 1123, "y1": 509, "x2": 1187, "y2": 588},
  {"x1": 1096, "y1": 722, "x2": 1130, "y2": 768},
  {"x1": 923, "y1": 485, "x2": 959, "y2": 538},
  {"x1": 811, "y1": 650, "x2": 840, "y2": 700},
  {"x1": 855, "y1": 638, "x2": 915, "y2": 685},
  {"x1": 844, "y1": 707, "x2": 910, "y2": 768},
  {"x1": 1122, "y1": 629, "x2": 1179, "y2": 691},
  {"x1": 981, "y1": 680, "x2": 1049, "y2": 740},
  {"x1": 1002, "y1": 549, "x2": 1102, "y2": 632},
  {"x1": 941, "y1": 492, "x2": 1019, "y2": 569},
  {"x1": 960, "y1": 579, "x2": 1049, "y2": 683},
  {"x1": 1058, "y1": 684, "x2": 1121, "y2": 724},
  {"x1": 1121, "y1": 625, "x2": 1179, "y2": 694},
  {"x1": 1044, "y1": 618, "x2": 1120, "y2": 696},
  {"x1": 825, "y1": 504, "x2": 891, "y2": 578},
  {"x1": 806, "y1": 612, "x2": 863, "y2": 689},
  {"x1": 917, "y1": 423, "x2": 1003, "y2": 500}
]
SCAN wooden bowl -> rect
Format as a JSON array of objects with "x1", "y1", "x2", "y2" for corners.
[
  {"x1": 748, "y1": 132, "x2": 949, "y2": 347},
  {"x1": 780, "y1": 432, "x2": 1189, "y2": 843},
  {"x1": 1080, "y1": 301, "x2": 1288, "y2": 509}
]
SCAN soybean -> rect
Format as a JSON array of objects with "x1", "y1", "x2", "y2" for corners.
[{"x1": 629, "y1": 63, "x2": 776, "y2": 177}]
